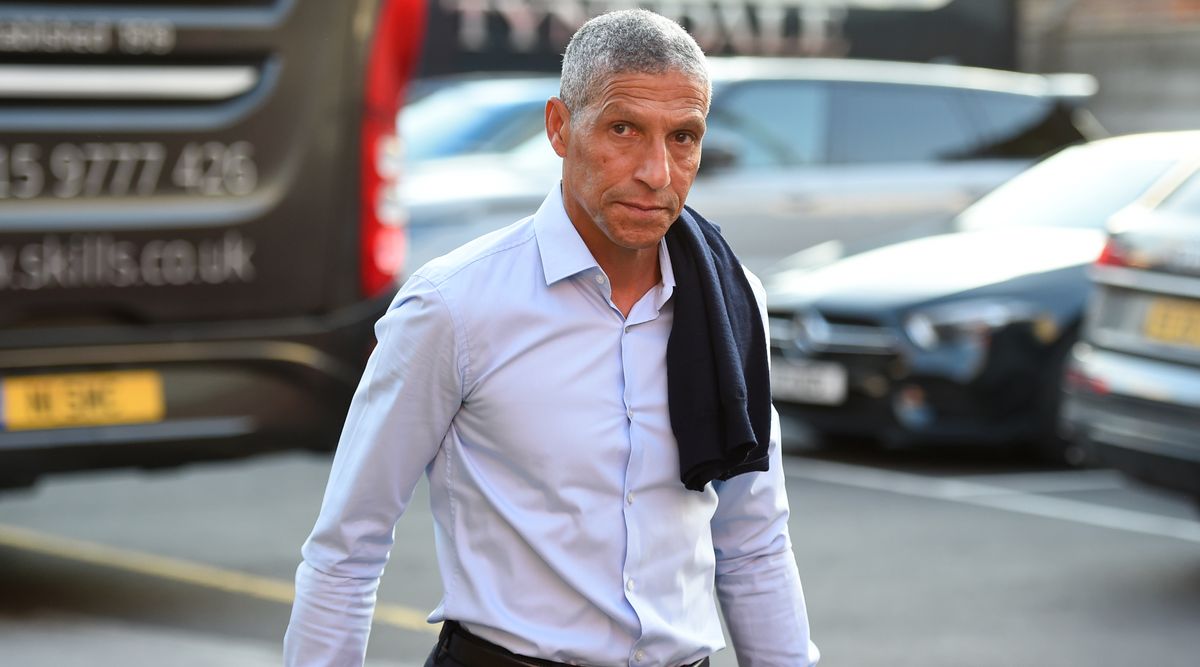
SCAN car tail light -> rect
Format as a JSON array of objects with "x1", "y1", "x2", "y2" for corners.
[
  {"x1": 360, "y1": 0, "x2": 427, "y2": 298},
  {"x1": 1064, "y1": 366, "x2": 1109, "y2": 396},
  {"x1": 1095, "y1": 237, "x2": 1129, "y2": 268}
]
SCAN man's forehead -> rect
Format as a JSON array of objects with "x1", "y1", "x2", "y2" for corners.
[
  {"x1": 594, "y1": 99, "x2": 709, "y2": 127},
  {"x1": 590, "y1": 71, "x2": 710, "y2": 115}
]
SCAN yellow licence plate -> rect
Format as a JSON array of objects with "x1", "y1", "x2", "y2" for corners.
[
  {"x1": 1, "y1": 370, "x2": 164, "y2": 431},
  {"x1": 1143, "y1": 297, "x2": 1200, "y2": 347}
]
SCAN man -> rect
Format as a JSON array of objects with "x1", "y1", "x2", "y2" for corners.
[{"x1": 284, "y1": 9, "x2": 818, "y2": 667}]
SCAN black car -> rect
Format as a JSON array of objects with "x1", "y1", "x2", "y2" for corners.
[
  {"x1": 765, "y1": 132, "x2": 1200, "y2": 461},
  {"x1": 1062, "y1": 157, "x2": 1200, "y2": 503},
  {"x1": 0, "y1": 1, "x2": 425, "y2": 489}
]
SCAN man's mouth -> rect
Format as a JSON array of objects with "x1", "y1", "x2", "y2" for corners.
[{"x1": 616, "y1": 201, "x2": 667, "y2": 213}]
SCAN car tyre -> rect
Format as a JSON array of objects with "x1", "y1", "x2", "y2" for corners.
[{"x1": 1031, "y1": 330, "x2": 1086, "y2": 467}]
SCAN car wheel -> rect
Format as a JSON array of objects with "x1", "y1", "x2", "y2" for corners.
[{"x1": 1031, "y1": 330, "x2": 1086, "y2": 467}]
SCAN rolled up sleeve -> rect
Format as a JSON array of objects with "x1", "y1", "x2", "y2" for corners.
[
  {"x1": 284, "y1": 275, "x2": 464, "y2": 667},
  {"x1": 711, "y1": 266, "x2": 819, "y2": 666},
  {"x1": 711, "y1": 408, "x2": 819, "y2": 667}
]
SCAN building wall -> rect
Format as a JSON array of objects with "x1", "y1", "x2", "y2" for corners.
[
  {"x1": 1020, "y1": 0, "x2": 1200, "y2": 134},
  {"x1": 418, "y1": 0, "x2": 1018, "y2": 75}
]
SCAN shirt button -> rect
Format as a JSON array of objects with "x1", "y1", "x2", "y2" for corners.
[
  {"x1": 626, "y1": 408, "x2": 633, "y2": 420},
  {"x1": 626, "y1": 578, "x2": 635, "y2": 592},
  {"x1": 595, "y1": 274, "x2": 606, "y2": 284},
  {"x1": 626, "y1": 492, "x2": 635, "y2": 505},
  {"x1": 634, "y1": 649, "x2": 646, "y2": 662}
]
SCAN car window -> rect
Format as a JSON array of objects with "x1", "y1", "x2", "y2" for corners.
[
  {"x1": 974, "y1": 91, "x2": 1049, "y2": 137},
  {"x1": 1161, "y1": 170, "x2": 1200, "y2": 215},
  {"x1": 956, "y1": 145, "x2": 1180, "y2": 231},
  {"x1": 968, "y1": 90, "x2": 1088, "y2": 159},
  {"x1": 705, "y1": 81, "x2": 828, "y2": 167},
  {"x1": 402, "y1": 79, "x2": 556, "y2": 162},
  {"x1": 829, "y1": 83, "x2": 979, "y2": 163}
]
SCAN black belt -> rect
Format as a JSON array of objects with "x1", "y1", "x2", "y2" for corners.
[{"x1": 436, "y1": 621, "x2": 710, "y2": 667}]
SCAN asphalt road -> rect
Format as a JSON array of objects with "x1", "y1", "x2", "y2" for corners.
[{"x1": 1, "y1": 440, "x2": 1198, "y2": 667}]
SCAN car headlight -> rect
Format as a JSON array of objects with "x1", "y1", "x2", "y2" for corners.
[
  {"x1": 769, "y1": 309, "x2": 831, "y2": 351},
  {"x1": 904, "y1": 299, "x2": 1047, "y2": 350}
]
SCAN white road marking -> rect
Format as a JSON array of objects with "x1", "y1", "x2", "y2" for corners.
[
  {"x1": 783, "y1": 457, "x2": 1200, "y2": 544},
  {"x1": 953, "y1": 469, "x2": 1129, "y2": 495}
]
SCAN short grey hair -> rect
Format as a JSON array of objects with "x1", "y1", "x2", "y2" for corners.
[{"x1": 559, "y1": 9, "x2": 710, "y2": 117}]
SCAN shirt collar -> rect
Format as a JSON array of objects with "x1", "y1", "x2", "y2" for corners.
[
  {"x1": 534, "y1": 184, "x2": 676, "y2": 294},
  {"x1": 534, "y1": 185, "x2": 602, "y2": 285},
  {"x1": 655, "y1": 237, "x2": 676, "y2": 311}
]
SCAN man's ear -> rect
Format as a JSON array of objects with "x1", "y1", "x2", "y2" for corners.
[{"x1": 546, "y1": 97, "x2": 570, "y2": 158}]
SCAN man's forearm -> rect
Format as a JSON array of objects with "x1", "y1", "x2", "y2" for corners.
[
  {"x1": 716, "y1": 550, "x2": 819, "y2": 666},
  {"x1": 284, "y1": 561, "x2": 381, "y2": 667}
]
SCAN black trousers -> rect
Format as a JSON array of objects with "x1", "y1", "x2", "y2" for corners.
[
  {"x1": 422, "y1": 646, "x2": 467, "y2": 667},
  {"x1": 424, "y1": 647, "x2": 713, "y2": 667},
  {"x1": 424, "y1": 621, "x2": 568, "y2": 667},
  {"x1": 424, "y1": 621, "x2": 711, "y2": 667}
]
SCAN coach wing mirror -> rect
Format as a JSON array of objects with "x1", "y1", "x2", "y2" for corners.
[{"x1": 698, "y1": 144, "x2": 737, "y2": 175}]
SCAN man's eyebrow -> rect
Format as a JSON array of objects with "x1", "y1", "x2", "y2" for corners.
[
  {"x1": 596, "y1": 102, "x2": 642, "y2": 119},
  {"x1": 598, "y1": 103, "x2": 708, "y2": 128}
]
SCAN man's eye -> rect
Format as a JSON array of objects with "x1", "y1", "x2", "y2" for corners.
[
  {"x1": 612, "y1": 123, "x2": 630, "y2": 135},
  {"x1": 674, "y1": 132, "x2": 695, "y2": 144}
]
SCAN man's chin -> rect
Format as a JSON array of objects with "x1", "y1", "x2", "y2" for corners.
[{"x1": 613, "y1": 228, "x2": 673, "y2": 251}]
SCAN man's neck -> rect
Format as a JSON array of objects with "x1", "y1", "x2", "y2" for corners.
[
  {"x1": 561, "y1": 192, "x2": 665, "y2": 318},
  {"x1": 568, "y1": 217, "x2": 661, "y2": 317},
  {"x1": 592, "y1": 245, "x2": 661, "y2": 318}
]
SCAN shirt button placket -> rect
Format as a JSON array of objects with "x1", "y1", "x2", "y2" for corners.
[{"x1": 619, "y1": 308, "x2": 646, "y2": 650}]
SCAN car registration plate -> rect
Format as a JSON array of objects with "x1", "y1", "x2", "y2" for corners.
[
  {"x1": 1143, "y1": 297, "x2": 1200, "y2": 348},
  {"x1": 1, "y1": 370, "x2": 164, "y2": 431},
  {"x1": 771, "y1": 359, "x2": 848, "y2": 405}
]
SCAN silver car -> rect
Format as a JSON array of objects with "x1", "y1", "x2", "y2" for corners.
[
  {"x1": 1062, "y1": 143, "x2": 1200, "y2": 503},
  {"x1": 402, "y1": 57, "x2": 1101, "y2": 271},
  {"x1": 400, "y1": 74, "x2": 560, "y2": 164}
]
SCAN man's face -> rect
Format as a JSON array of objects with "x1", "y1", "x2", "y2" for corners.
[{"x1": 547, "y1": 69, "x2": 708, "y2": 253}]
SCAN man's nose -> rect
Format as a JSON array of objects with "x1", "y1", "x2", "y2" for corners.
[{"x1": 633, "y1": 139, "x2": 672, "y2": 191}]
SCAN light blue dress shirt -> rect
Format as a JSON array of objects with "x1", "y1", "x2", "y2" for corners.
[{"x1": 284, "y1": 186, "x2": 819, "y2": 667}]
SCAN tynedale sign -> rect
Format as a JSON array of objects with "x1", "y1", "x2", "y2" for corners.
[{"x1": 421, "y1": 0, "x2": 1015, "y2": 73}]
